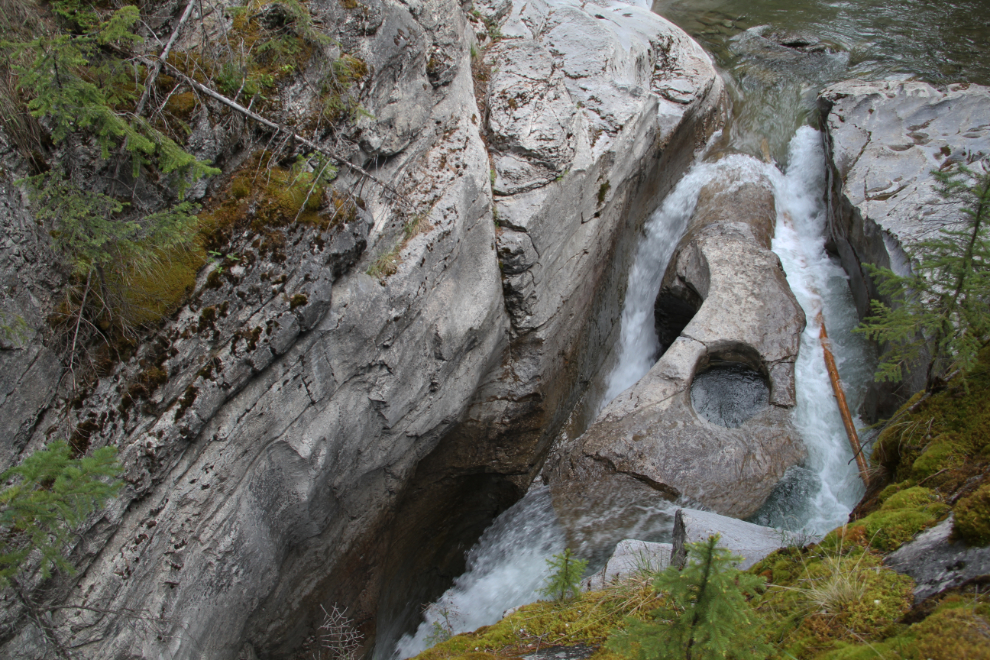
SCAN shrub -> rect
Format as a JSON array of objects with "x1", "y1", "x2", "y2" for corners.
[
  {"x1": 609, "y1": 535, "x2": 769, "y2": 660},
  {"x1": 0, "y1": 442, "x2": 122, "y2": 584}
]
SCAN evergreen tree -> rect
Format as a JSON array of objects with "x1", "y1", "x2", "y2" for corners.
[
  {"x1": 0, "y1": 442, "x2": 122, "y2": 585},
  {"x1": 608, "y1": 535, "x2": 769, "y2": 660},
  {"x1": 856, "y1": 159, "x2": 990, "y2": 390},
  {"x1": 538, "y1": 548, "x2": 588, "y2": 602}
]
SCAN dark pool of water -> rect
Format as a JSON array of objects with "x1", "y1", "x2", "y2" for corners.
[{"x1": 690, "y1": 362, "x2": 770, "y2": 428}]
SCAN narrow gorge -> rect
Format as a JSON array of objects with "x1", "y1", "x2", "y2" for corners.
[{"x1": 0, "y1": 0, "x2": 987, "y2": 658}]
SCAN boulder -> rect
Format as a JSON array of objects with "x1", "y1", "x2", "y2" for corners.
[
  {"x1": 884, "y1": 515, "x2": 990, "y2": 602},
  {"x1": 582, "y1": 540, "x2": 673, "y2": 591},
  {"x1": 546, "y1": 177, "x2": 806, "y2": 521},
  {"x1": 819, "y1": 80, "x2": 990, "y2": 414},
  {"x1": 672, "y1": 508, "x2": 794, "y2": 571}
]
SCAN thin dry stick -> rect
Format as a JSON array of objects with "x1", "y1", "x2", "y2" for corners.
[
  {"x1": 819, "y1": 315, "x2": 870, "y2": 486},
  {"x1": 67, "y1": 270, "x2": 93, "y2": 390},
  {"x1": 156, "y1": 60, "x2": 414, "y2": 210},
  {"x1": 135, "y1": 0, "x2": 197, "y2": 116}
]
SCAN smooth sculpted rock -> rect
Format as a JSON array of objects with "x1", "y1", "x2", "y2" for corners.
[
  {"x1": 582, "y1": 540, "x2": 673, "y2": 591},
  {"x1": 672, "y1": 508, "x2": 794, "y2": 571},
  {"x1": 819, "y1": 80, "x2": 990, "y2": 413},
  {"x1": 0, "y1": 0, "x2": 725, "y2": 657},
  {"x1": 546, "y1": 176, "x2": 806, "y2": 520}
]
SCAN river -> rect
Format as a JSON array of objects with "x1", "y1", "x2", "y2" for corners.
[{"x1": 391, "y1": 1, "x2": 987, "y2": 656}]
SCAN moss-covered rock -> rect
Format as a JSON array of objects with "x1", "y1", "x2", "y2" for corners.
[{"x1": 954, "y1": 483, "x2": 990, "y2": 546}]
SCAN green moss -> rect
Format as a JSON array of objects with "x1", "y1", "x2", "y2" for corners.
[
  {"x1": 597, "y1": 180, "x2": 610, "y2": 204},
  {"x1": 954, "y1": 483, "x2": 990, "y2": 546},
  {"x1": 912, "y1": 433, "x2": 965, "y2": 478},
  {"x1": 848, "y1": 504, "x2": 949, "y2": 552},
  {"x1": 289, "y1": 293, "x2": 308, "y2": 310},
  {"x1": 751, "y1": 546, "x2": 913, "y2": 659},
  {"x1": 418, "y1": 583, "x2": 662, "y2": 660}
]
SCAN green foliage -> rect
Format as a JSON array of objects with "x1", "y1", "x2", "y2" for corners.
[
  {"x1": 855, "y1": 159, "x2": 990, "y2": 389},
  {"x1": 6, "y1": 1, "x2": 217, "y2": 186},
  {"x1": 539, "y1": 549, "x2": 588, "y2": 602},
  {"x1": 838, "y1": 486, "x2": 948, "y2": 552},
  {"x1": 609, "y1": 536, "x2": 769, "y2": 660},
  {"x1": 0, "y1": 441, "x2": 122, "y2": 584},
  {"x1": 24, "y1": 172, "x2": 198, "y2": 281}
]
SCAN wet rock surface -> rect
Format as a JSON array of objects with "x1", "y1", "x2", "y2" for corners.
[
  {"x1": 546, "y1": 178, "x2": 806, "y2": 520},
  {"x1": 690, "y1": 362, "x2": 770, "y2": 428},
  {"x1": 819, "y1": 79, "x2": 990, "y2": 415}
]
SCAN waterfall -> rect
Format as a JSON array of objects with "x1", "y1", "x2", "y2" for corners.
[{"x1": 392, "y1": 127, "x2": 874, "y2": 658}]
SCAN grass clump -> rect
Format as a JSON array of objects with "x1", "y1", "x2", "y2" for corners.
[{"x1": 750, "y1": 540, "x2": 913, "y2": 659}]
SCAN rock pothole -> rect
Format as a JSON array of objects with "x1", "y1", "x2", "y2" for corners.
[{"x1": 690, "y1": 361, "x2": 769, "y2": 428}]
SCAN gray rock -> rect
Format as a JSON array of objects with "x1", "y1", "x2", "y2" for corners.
[
  {"x1": 546, "y1": 178, "x2": 806, "y2": 521},
  {"x1": 582, "y1": 540, "x2": 672, "y2": 591},
  {"x1": 819, "y1": 80, "x2": 990, "y2": 414},
  {"x1": 672, "y1": 508, "x2": 794, "y2": 571},
  {"x1": 885, "y1": 515, "x2": 990, "y2": 602}
]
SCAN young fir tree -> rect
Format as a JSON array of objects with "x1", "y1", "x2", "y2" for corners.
[
  {"x1": 0, "y1": 442, "x2": 122, "y2": 585},
  {"x1": 608, "y1": 535, "x2": 769, "y2": 660},
  {"x1": 538, "y1": 548, "x2": 588, "y2": 602},
  {"x1": 856, "y1": 159, "x2": 990, "y2": 390}
]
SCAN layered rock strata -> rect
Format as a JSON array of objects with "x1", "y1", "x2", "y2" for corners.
[
  {"x1": 0, "y1": 0, "x2": 725, "y2": 658},
  {"x1": 545, "y1": 177, "x2": 806, "y2": 522},
  {"x1": 819, "y1": 80, "x2": 990, "y2": 414}
]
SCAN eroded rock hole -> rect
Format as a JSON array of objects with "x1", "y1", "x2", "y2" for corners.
[
  {"x1": 690, "y1": 361, "x2": 769, "y2": 428},
  {"x1": 654, "y1": 286, "x2": 702, "y2": 353}
]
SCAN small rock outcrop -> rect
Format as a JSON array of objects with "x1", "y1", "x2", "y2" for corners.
[
  {"x1": 545, "y1": 176, "x2": 806, "y2": 521},
  {"x1": 582, "y1": 539, "x2": 672, "y2": 591},
  {"x1": 819, "y1": 80, "x2": 990, "y2": 414},
  {"x1": 672, "y1": 508, "x2": 796, "y2": 571},
  {"x1": 884, "y1": 516, "x2": 990, "y2": 602}
]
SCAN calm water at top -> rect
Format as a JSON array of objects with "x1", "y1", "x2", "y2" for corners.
[{"x1": 651, "y1": 0, "x2": 990, "y2": 161}]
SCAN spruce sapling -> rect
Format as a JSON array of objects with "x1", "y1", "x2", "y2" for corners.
[
  {"x1": 608, "y1": 535, "x2": 769, "y2": 660},
  {"x1": 538, "y1": 548, "x2": 588, "y2": 602}
]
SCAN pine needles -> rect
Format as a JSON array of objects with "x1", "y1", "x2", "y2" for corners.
[{"x1": 856, "y1": 158, "x2": 990, "y2": 390}]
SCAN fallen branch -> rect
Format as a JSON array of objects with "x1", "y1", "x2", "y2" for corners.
[
  {"x1": 818, "y1": 314, "x2": 870, "y2": 487},
  {"x1": 157, "y1": 60, "x2": 413, "y2": 210},
  {"x1": 135, "y1": 0, "x2": 197, "y2": 116}
]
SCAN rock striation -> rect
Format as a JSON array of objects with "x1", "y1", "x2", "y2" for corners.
[
  {"x1": 545, "y1": 175, "x2": 806, "y2": 522},
  {"x1": 819, "y1": 80, "x2": 990, "y2": 414},
  {"x1": 0, "y1": 0, "x2": 725, "y2": 657}
]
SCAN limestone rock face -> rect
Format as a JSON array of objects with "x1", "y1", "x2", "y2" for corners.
[
  {"x1": 0, "y1": 0, "x2": 725, "y2": 658},
  {"x1": 546, "y1": 179, "x2": 806, "y2": 520},
  {"x1": 819, "y1": 80, "x2": 990, "y2": 413}
]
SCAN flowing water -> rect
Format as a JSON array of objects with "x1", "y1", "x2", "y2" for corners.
[{"x1": 392, "y1": 1, "x2": 989, "y2": 655}]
